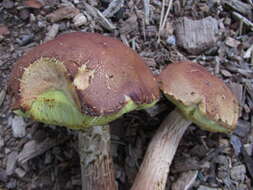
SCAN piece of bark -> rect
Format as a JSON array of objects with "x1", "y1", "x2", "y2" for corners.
[
  {"x1": 175, "y1": 17, "x2": 218, "y2": 55},
  {"x1": 171, "y1": 170, "x2": 198, "y2": 190}
]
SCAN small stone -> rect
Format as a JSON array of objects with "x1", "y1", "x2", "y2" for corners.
[
  {"x1": 47, "y1": 6, "x2": 80, "y2": 22},
  {"x1": 73, "y1": 13, "x2": 87, "y2": 27},
  {"x1": 6, "y1": 151, "x2": 18, "y2": 176},
  {"x1": 15, "y1": 168, "x2": 26, "y2": 178},
  {"x1": 11, "y1": 116, "x2": 26, "y2": 138},
  {"x1": 24, "y1": 0, "x2": 43, "y2": 9},
  {"x1": 44, "y1": 24, "x2": 59, "y2": 42},
  {"x1": 17, "y1": 34, "x2": 34, "y2": 46},
  {"x1": 166, "y1": 35, "x2": 176, "y2": 45},
  {"x1": 2, "y1": 0, "x2": 14, "y2": 9},
  {"x1": 230, "y1": 164, "x2": 246, "y2": 181},
  {"x1": 225, "y1": 37, "x2": 240, "y2": 48},
  {"x1": 0, "y1": 25, "x2": 10, "y2": 36}
]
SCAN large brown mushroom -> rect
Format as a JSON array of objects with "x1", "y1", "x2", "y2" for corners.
[
  {"x1": 9, "y1": 32, "x2": 160, "y2": 190},
  {"x1": 131, "y1": 61, "x2": 239, "y2": 190}
]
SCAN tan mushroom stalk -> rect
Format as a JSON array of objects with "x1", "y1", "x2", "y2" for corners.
[
  {"x1": 9, "y1": 32, "x2": 160, "y2": 190},
  {"x1": 131, "y1": 61, "x2": 239, "y2": 190}
]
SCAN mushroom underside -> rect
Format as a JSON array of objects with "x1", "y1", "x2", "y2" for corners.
[{"x1": 165, "y1": 94, "x2": 231, "y2": 133}]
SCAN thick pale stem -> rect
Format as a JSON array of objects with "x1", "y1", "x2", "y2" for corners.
[
  {"x1": 131, "y1": 109, "x2": 191, "y2": 190},
  {"x1": 78, "y1": 125, "x2": 117, "y2": 190}
]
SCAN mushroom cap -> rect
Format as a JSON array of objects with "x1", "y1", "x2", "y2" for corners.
[
  {"x1": 159, "y1": 61, "x2": 239, "y2": 133},
  {"x1": 9, "y1": 32, "x2": 159, "y2": 128}
]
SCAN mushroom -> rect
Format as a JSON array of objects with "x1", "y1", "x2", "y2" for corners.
[
  {"x1": 9, "y1": 32, "x2": 160, "y2": 190},
  {"x1": 131, "y1": 61, "x2": 239, "y2": 190}
]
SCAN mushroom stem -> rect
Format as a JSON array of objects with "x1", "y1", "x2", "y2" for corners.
[
  {"x1": 131, "y1": 109, "x2": 191, "y2": 190},
  {"x1": 79, "y1": 125, "x2": 117, "y2": 190}
]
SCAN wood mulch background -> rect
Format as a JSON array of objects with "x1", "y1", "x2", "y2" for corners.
[{"x1": 0, "y1": 0, "x2": 253, "y2": 189}]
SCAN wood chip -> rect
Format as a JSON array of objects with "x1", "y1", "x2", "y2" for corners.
[
  {"x1": 232, "y1": 12, "x2": 253, "y2": 31},
  {"x1": 119, "y1": 14, "x2": 138, "y2": 34},
  {"x1": 243, "y1": 44, "x2": 253, "y2": 59},
  {"x1": 84, "y1": 3, "x2": 116, "y2": 31},
  {"x1": 223, "y1": 0, "x2": 252, "y2": 18},
  {"x1": 221, "y1": 69, "x2": 232, "y2": 77},
  {"x1": 242, "y1": 148, "x2": 253, "y2": 181},
  {"x1": 24, "y1": 0, "x2": 44, "y2": 9},
  {"x1": 17, "y1": 138, "x2": 66, "y2": 164},
  {"x1": 44, "y1": 24, "x2": 59, "y2": 42},
  {"x1": 172, "y1": 170, "x2": 198, "y2": 190},
  {"x1": 175, "y1": 17, "x2": 218, "y2": 54},
  {"x1": 225, "y1": 37, "x2": 240, "y2": 48},
  {"x1": 172, "y1": 157, "x2": 210, "y2": 173},
  {"x1": 47, "y1": 6, "x2": 80, "y2": 22},
  {"x1": 230, "y1": 135, "x2": 242, "y2": 156},
  {"x1": 102, "y1": 0, "x2": 124, "y2": 18},
  {"x1": 198, "y1": 186, "x2": 221, "y2": 190},
  {"x1": 6, "y1": 151, "x2": 18, "y2": 176},
  {"x1": 15, "y1": 168, "x2": 26, "y2": 178},
  {"x1": 0, "y1": 88, "x2": 6, "y2": 107},
  {"x1": 143, "y1": 0, "x2": 150, "y2": 25},
  {"x1": 231, "y1": 164, "x2": 246, "y2": 181}
]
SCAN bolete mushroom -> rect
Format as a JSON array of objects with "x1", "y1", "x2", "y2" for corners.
[
  {"x1": 9, "y1": 32, "x2": 160, "y2": 190},
  {"x1": 131, "y1": 61, "x2": 239, "y2": 190}
]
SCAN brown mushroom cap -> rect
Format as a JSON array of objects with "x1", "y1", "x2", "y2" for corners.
[
  {"x1": 9, "y1": 32, "x2": 159, "y2": 116},
  {"x1": 159, "y1": 61, "x2": 239, "y2": 132}
]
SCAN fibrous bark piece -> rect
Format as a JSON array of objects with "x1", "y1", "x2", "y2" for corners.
[{"x1": 175, "y1": 17, "x2": 218, "y2": 55}]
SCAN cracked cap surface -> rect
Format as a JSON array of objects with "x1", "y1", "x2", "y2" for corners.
[
  {"x1": 9, "y1": 32, "x2": 160, "y2": 116},
  {"x1": 159, "y1": 61, "x2": 239, "y2": 132}
]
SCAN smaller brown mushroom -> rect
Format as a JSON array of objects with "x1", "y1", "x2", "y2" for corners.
[{"x1": 131, "y1": 61, "x2": 239, "y2": 190}]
